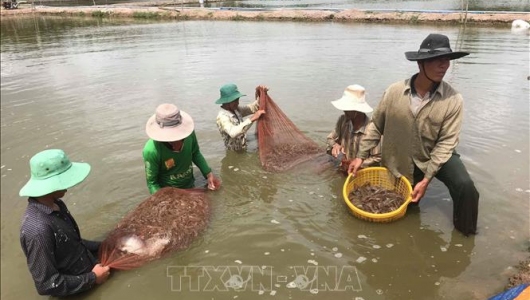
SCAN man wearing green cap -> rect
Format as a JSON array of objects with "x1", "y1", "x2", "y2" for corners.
[
  {"x1": 19, "y1": 149, "x2": 110, "y2": 296},
  {"x1": 215, "y1": 83, "x2": 266, "y2": 151}
]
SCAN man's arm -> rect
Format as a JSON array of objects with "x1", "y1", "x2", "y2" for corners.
[
  {"x1": 142, "y1": 142, "x2": 162, "y2": 194},
  {"x1": 190, "y1": 132, "x2": 212, "y2": 178},
  {"x1": 22, "y1": 229, "x2": 96, "y2": 297},
  {"x1": 357, "y1": 91, "x2": 388, "y2": 159},
  {"x1": 239, "y1": 99, "x2": 260, "y2": 117},
  {"x1": 361, "y1": 128, "x2": 382, "y2": 167},
  {"x1": 216, "y1": 112, "x2": 254, "y2": 138}
]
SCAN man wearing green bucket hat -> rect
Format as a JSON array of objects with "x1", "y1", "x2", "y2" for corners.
[
  {"x1": 19, "y1": 149, "x2": 110, "y2": 296},
  {"x1": 215, "y1": 83, "x2": 266, "y2": 151}
]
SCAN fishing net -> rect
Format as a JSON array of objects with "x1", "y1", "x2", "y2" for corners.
[
  {"x1": 256, "y1": 86, "x2": 324, "y2": 172},
  {"x1": 99, "y1": 187, "x2": 210, "y2": 270}
]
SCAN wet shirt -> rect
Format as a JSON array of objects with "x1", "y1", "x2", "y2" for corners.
[
  {"x1": 20, "y1": 198, "x2": 99, "y2": 297},
  {"x1": 216, "y1": 100, "x2": 260, "y2": 151},
  {"x1": 143, "y1": 131, "x2": 212, "y2": 194},
  {"x1": 358, "y1": 75, "x2": 463, "y2": 182},
  {"x1": 326, "y1": 114, "x2": 382, "y2": 167}
]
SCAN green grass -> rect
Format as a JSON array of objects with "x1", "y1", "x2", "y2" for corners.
[
  {"x1": 231, "y1": 14, "x2": 244, "y2": 21},
  {"x1": 132, "y1": 11, "x2": 160, "y2": 19},
  {"x1": 91, "y1": 10, "x2": 110, "y2": 18}
]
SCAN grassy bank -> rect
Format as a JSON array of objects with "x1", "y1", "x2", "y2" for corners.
[{"x1": 1, "y1": 5, "x2": 529, "y2": 25}]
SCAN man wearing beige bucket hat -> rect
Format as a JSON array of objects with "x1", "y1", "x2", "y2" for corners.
[
  {"x1": 348, "y1": 33, "x2": 479, "y2": 236},
  {"x1": 143, "y1": 103, "x2": 221, "y2": 193},
  {"x1": 19, "y1": 149, "x2": 110, "y2": 296},
  {"x1": 327, "y1": 84, "x2": 381, "y2": 173}
]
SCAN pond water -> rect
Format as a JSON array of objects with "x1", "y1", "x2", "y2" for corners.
[{"x1": 1, "y1": 16, "x2": 529, "y2": 300}]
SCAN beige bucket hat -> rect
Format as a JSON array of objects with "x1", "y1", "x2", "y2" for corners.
[
  {"x1": 146, "y1": 104, "x2": 194, "y2": 142},
  {"x1": 331, "y1": 84, "x2": 373, "y2": 113}
]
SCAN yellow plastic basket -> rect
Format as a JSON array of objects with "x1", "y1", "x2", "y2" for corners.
[{"x1": 342, "y1": 167, "x2": 413, "y2": 223}]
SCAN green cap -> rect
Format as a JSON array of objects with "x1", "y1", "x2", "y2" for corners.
[
  {"x1": 215, "y1": 83, "x2": 246, "y2": 104},
  {"x1": 19, "y1": 149, "x2": 91, "y2": 197}
]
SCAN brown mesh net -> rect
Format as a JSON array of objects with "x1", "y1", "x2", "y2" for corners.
[
  {"x1": 99, "y1": 187, "x2": 210, "y2": 270},
  {"x1": 256, "y1": 86, "x2": 324, "y2": 172}
]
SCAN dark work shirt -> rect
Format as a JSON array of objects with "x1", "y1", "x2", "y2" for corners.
[{"x1": 20, "y1": 198, "x2": 99, "y2": 297}]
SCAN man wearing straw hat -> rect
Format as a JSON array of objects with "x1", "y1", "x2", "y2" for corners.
[
  {"x1": 215, "y1": 83, "x2": 266, "y2": 151},
  {"x1": 143, "y1": 103, "x2": 221, "y2": 194},
  {"x1": 327, "y1": 84, "x2": 381, "y2": 173},
  {"x1": 348, "y1": 33, "x2": 479, "y2": 236},
  {"x1": 19, "y1": 149, "x2": 110, "y2": 296}
]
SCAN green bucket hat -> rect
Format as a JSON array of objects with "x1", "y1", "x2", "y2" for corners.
[
  {"x1": 19, "y1": 149, "x2": 91, "y2": 197},
  {"x1": 215, "y1": 83, "x2": 246, "y2": 104}
]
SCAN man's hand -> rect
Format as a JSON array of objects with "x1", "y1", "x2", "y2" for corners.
[
  {"x1": 250, "y1": 110, "x2": 266, "y2": 122},
  {"x1": 347, "y1": 158, "x2": 364, "y2": 177},
  {"x1": 331, "y1": 143, "x2": 343, "y2": 158},
  {"x1": 207, "y1": 172, "x2": 221, "y2": 191},
  {"x1": 92, "y1": 264, "x2": 110, "y2": 284},
  {"x1": 411, "y1": 178, "x2": 430, "y2": 202},
  {"x1": 255, "y1": 85, "x2": 269, "y2": 99}
]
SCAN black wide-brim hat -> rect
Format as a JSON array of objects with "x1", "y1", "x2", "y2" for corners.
[{"x1": 405, "y1": 33, "x2": 470, "y2": 61}]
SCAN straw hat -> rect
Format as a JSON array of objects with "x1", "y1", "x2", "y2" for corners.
[
  {"x1": 146, "y1": 104, "x2": 194, "y2": 142},
  {"x1": 331, "y1": 84, "x2": 373, "y2": 113},
  {"x1": 215, "y1": 83, "x2": 246, "y2": 104},
  {"x1": 405, "y1": 33, "x2": 469, "y2": 61},
  {"x1": 19, "y1": 149, "x2": 91, "y2": 197}
]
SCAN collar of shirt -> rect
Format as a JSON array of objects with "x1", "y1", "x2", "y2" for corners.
[
  {"x1": 27, "y1": 197, "x2": 60, "y2": 215},
  {"x1": 404, "y1": 73, "x2": 445, "y2": 98},
  {"x1": 219, "y1": 107, "x2": 243, "y2": 121},
  {"x1": 349, "y1": 116, "x2": 370, "y2": 135}
]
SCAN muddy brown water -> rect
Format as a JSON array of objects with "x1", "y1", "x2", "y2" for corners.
[{"x1": 1, "y1": 17, "x2": 529, "y2": 300}]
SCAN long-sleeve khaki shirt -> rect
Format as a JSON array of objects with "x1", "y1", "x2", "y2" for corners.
[
  {"x1": 327, "y1": 115, "x2": 381, "y2": 168},
  {"x1": 357, "y1": 76, "x2": 463, "y2": 183},
  {"x1": 216, "y1": 100, "x2": 260, "y2": 151}
]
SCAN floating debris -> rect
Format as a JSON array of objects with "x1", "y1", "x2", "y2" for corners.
[
  {"x1": 235, "y1": 260, "x2": 242, "y2": 264},
  {"x1": 358, "y1": 235, "x2": 367, "y2": 239},
  {"x1": 386, "y1": 244, "x2": 394, "y2": 248},
  {"x1": 307, "y1": 259, "x2": 318, "y2": 266},
  {"x1": 331, "y1": 195, "x2": 337, "y2": 199},
  {"x1": 516, "y1": 188, "x2": 524, "y2": 192},
  {"x1": 233, "y1": 168, "x2": 239, "y2": 172},
  {"x1": 262, "y1": 176, "x2": 268, "y2": 179},
  {"x1": 258, "y1": 290, "x2": 264, "y2": 295},
  {"x1": 270, "y1": 290, "x2": 277, "y2": 296},
  {"x1": 435, "y1": 282, "x2": 440, "y2": 286},
  {"x1": 440, "y1": 247, "x2": 447, "y2": 252},
  {"x1": 455, "y1": 244, "x2": 463, "y2": 247},
  {"x1": 228, "y1": 166, "x2": 234, "y2": 169},
  {"x1": 515, "y1": 149, "x2": 522, "y2": 153},
  {"x1": 356, "y1": 256, "x2": 367, "y2": 263},
  {"x1": 204, "y1": 250, "x2": 209, "y2": 253},
  {"x1": 332, "y1": 247, "x2": 338, "y2": 252},
  {"x1": 372, "y1": 258, "x2": 378, "y2": 263},
  {"x1": 348, "y1": 183, "x2": 405, "y2": 214},
  {"x1": 310, "y1": 289, "x2": 318, "y2": 294},
  {"x1": 373, "y1": 245, "x2": 381, "y2": 249},
  {"x1": 271, "y1": 220, "x2": 280, "y2": 224},
  {"x1": 264, "y1": 252, "x2": 270, "y2": 255},
  {"x1": 334, "y1": 253, "x2": 343, "y2": 258}
]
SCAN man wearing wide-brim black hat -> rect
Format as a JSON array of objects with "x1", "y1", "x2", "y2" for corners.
[{"x1": 348, "y1": 33, "x2": 479, "y2": 236}]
